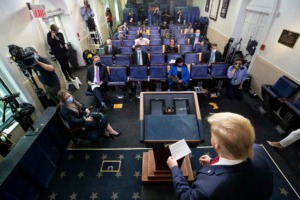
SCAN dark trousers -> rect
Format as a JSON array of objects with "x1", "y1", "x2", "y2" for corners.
[
  {"x1": 227, "y1": 82, "x2": 243, "y2": 100},
  {"x1": 56, "y1": 56, "x2": 72, "y2": 78},
  {"x1": 93, "y1": 86, "x2": 106, "y2": 108},
  {"x1": 170, "y1": 82, "x2": 189, "y2": 91}
]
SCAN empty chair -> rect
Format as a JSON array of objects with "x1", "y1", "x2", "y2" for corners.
[
  {"x1": 107, "y1": 66, "x2": 128, "y2": 99},
  {"x1": 149, "y1": 65, "x2": 168, "y2": 91},
  {"x1": 172, "y1": 29, "x2": 181, "y2": 35},
  {"x1": 149, "y1": 26, "x2": 159, "y2": 30},
  {"x1": 123, "y1": 40, "x2": 135, "y2": 47},
  {"x1": 150, "y1": 30, "x2": 159, "y2": 34},
  {"x1": 190, "y1": 63, "x2": 210, "y2": 80},
  {"x1": 119, "y1": 46, "x2": 133, "y2": 55},
  {"x1": 141, "y1": 45, "x2": 149, "y2": 53},
  {"x1": 100, "y1": 55, "x2": 113, "y2": 66},
  {"x1": 126, "y1": 34, "x2": 137, "y2": 40},
  {"x1": 149, "y1": 45, "x2": 163, "y2": 53},
  {"x1": 129, "y1": 65, "x2": 149, "y2": 98},
  {"x1": 150, "y1": 53, "x2": 165, "y2": 64},
  {"x1": 180, "y1": 44, "x2": 193, "y2": 54},
  {"x1": 115, "y1": 54, "x2": 130, "y2": 65},
  {"x1": 195, "y1": 44, "x2": 208, "y2": 53},
  {"x1": 185, "y1": 33, "x2": 195, "y2": 39},
  {"x1": 184, "y1": 52, "x2": 200, "y2": 64},
  {"x1": 150, "y1": 34, "x2": 161, "y2": 40},
  {"x1": 163, "y1": 39, "x2": 170, "y2": 45},
  {"x1": 277, "y1": 98, "x2": 300, "y2": 133},
  {"x1": 112, "y1": 40, "x2": 122, "y2": 47},
  {"x1": 128, "y1": 30, "x2": 137, "y2": 35},
  {"x1": 129, "y1": 26, "x2": 141, "y2": 31},
  {"x1": 211, "y1": 63, "x2": 229, "y2": 79},
  {"x1": 260, "y1": 76, "x2": 300, "y2": 113},
  {"x1": 167, "y1": 53, "x2": 182, "y2": 64},
  {"x1": 177, "y1": 38, "x2": 188, "y2": 45},
  {"x1": 150, "y1": 39, "x2": 162, "y2": 46},
  {"x1": 175, "y1": 33, "x2": 185, "y2": 39}
]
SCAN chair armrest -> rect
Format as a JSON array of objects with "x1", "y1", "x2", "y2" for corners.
[
  {"x1": 282, "y1": 101, "x2": 300, "y2": 116},
  {"x1": 261, "y1": 84, "x2": 279, "y2": 98}
]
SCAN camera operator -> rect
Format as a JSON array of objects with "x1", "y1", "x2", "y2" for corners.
[
  {"x1": 47, "y1": 24, "x2": 75, "y2": 82},
  {"x1": 26, "y1": 47, "x2": 61, "y2": 104},
  {"x1": 227, "y1": 58, "x2": 248, "y2": 100}
]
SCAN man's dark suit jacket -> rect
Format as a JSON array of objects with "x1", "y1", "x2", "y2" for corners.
[
  {"x1": 170, "y1": 144, "x2": 273, "y2": 200},
  {"x1": 86, "y1": 63, "x2": 109, "y2": 92},
  {"x1": 104, "y1": 45, "x2": 119, "y2": 56},
  {"x1": 130, "y1": 51, "x2": 149, "y2": 65},
  {"x1": 202, "y1": 50, "x2": 223, "y2": 63}
]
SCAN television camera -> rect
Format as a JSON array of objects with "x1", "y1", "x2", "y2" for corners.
[
  {"x1": 8, "y1": 45, "x2": 37, "y2": 71},
  {"x1": 0, "y1": 92, "x2": 35, "y2": 132}
]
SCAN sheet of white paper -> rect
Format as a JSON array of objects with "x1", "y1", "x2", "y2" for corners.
[
  {"x1": 169, "y1": 139, "x2": 191, "y2": 160},
  {"x1": 169, "y1": 59, "x2": 176, "y2": 64},
  {"x1": 91, "y1": 83, "x2": 100, "y2": 90}
]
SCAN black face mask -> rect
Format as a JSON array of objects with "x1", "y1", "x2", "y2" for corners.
[{"x1": 96, "y1": 62, "x2": 101, "y2": 67}]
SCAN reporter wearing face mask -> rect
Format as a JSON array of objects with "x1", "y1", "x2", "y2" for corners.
[
  {"x1": 227, "y1": 58, "x2": 248, "y2": 100},
  {"x1": 202, "y1": 43, "x2": 223, "y2": 65},
  {"x1": 58, "y1": 89, "x2": 121, "y2": 141},
  {"x1": 104, "y1": 39, "x2": 119, "y2": 57},
  {"x1": 130, "y1": 45, "x2": 149, "y2": 65},
  {"x1": 86, "y1": 55, "x2": 109, "y2": 111}
]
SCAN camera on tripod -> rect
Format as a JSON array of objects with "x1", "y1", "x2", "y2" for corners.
[
  {"x1": 8, "y1": 44, "x2": 36, "y2": 69},
  {"x1": 0, "y1": 92, "x2": 35, "y2": 132}
]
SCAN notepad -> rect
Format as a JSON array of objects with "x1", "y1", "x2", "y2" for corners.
[{"x1": 169, "y1": 139, "x2": 191, "y2": 160}]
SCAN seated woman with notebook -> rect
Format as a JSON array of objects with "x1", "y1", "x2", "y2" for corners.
[{"x1": 168, "y1": 57, "x2": 190, "y2": 91}]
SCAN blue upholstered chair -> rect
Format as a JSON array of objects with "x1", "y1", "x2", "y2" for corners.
[
  {"x1": 195, "y1": 44, "x2": 209, "y2": 53},
  {"x1": 190, "y1": 64, "x2": 211, "y2": 80},
  {"x1": 126, "y1": 34, "x2": 137, "y2": 40},
  {"x1": 167, "y1": 53, "x2": 182, "y2": 64},
  {"x1": 261, "y1": 76, "x2": 300, "y2": 112},
  {"x1": 119, "y1": 46, "x2": 133, "y2": 55},
  {"x1": 141, "y1": 45, "x2": 148, "y2": 53},
  {"x1": 184, "y1": 53, "x2": 200, "y2": 64},
  {"x1": 210, "y1": 63, "x2": 229, "y2": 79},
  {"x1": 129, "y1": 26, "x2": 141, "y2": 31},
  {"x1": 160, "y1": 29, "x2": 168, "y2": 36},
  {"x1": 149, "y1": 65, "x2": 168, "y2": 91},
  {"x1": 150, "y1": 34, "x2": 160, "y2": 40},
  {"x1": 180, "y1": 44, "x2": 193, "y2": 54},
  {"x1": 115, "y1": 54, "x2": 130, "y2": 66},
  {"x1": 175, "y1": 33, "x2": 185, "y2": 39},
  {"x1": 123, "y1": 40, "x2": 135, "y2": 47},
  {"x1": 128, "y1": 30, "x2": 137, "y2": 35},
  {"x1": 150, "y1": 30, "x2": 159, "y2": 34},
  {"x1": 277, "y1": 98, "x2": 300, "y2": 133},
  {"x1": 149, "y1": 45, "x2": 163, "y2": 54},
  {"x1": 129, "y1": 65, "x2": 149, "y2": 98},
  {"x1": 177, "y1": 38, "x2": 188, "y2": 45},
  {"x1": 100, "y1": 55, "x2": 113, "y2": 66},
  {"x1": 163, "y1": 39, "x2": 170, "y2": 45},
  {"x1": 107, "y1": 66, "x2": 128, "y2": 99},
  {"x1": 112, "y1": 40, "x2": 122, "y2": 47},
  {"x1": 150, "y1": 53, "x2": 165, "y2": 65},
  {"x1": 150, "y1": 39, "x2": 162, "y2": 46}
]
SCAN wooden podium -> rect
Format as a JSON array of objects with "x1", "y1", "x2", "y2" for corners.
[{"x1": 140, "y1": 92, "x2": 203, "y2": 184}]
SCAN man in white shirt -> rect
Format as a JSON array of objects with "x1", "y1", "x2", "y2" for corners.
[{"x1": 135, "y1": 33, "x2": 150, "y2": 46}]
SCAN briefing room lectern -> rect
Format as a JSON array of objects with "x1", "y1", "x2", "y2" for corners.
[{"x1": 140, "y1": 92, "x2": 204, "y2": 183}]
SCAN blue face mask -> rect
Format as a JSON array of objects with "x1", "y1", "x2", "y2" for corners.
[
  {"x1": 66, "y1": 96, "x2": 73, "y2": 104},
  {"x1": 195, "y1": 33, "x2": 200, "y2": 37}
]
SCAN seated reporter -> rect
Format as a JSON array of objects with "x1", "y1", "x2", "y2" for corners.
[
  {"x1": 58, "y1": 89, "x2": 121, "y2": 141},
  {"x1": 167, "y1": 112, "x2": 273, "y2": 200},
  {"x1": 86, "y1": 55, "x2": 108, "y2": 111},
  {"x1": 227, "y1": 58, "x2": 247, "y2": 100},
  {"x1": 168, "y1": 57, "x2": 190, "y2": 91}
]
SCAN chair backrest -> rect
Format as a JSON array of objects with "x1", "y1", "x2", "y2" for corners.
[
  {"x1": 112, "y1": 40, "x2": 122, "y2": 47},
  {"x1": 190, "y1": 63, "x2": 210, "y2": 79},
  {"x1": 150, "y1": 45, "x2": 163, "y2": 53},
  {"x1": 129, "y1": 26, "x2": 141, "y2": 31},
  {"x1": 195, "y1": 44, "x2": 208, "y2": 53},
  {"x1": 100, "y1": 55, "x2": 113, "y2": 66},
  {"x1": 180, "y1": 44, "x2": 193, "y2": 54},
  {"x1": 150, "y1": 39, "x2": 162, "y2": 46},
  {"x1": 149, "y1": 65, "x2": 168, "y2": 80},
  {"x1": 270, "y1": 76, "x2": 300, "y2": 98},
  {"x1": 149, "y1": 26, "x2": 159, "y2": 30},
  {"x1": 150, "y1": 53, "x2": 165, "y2": 64},
  {"x1": 115, "y1": 54, "x2": 130, "y2": 65},
  {"x1": 175, "y1": 33, "x2": 184, "y2": 39},
  {"x1": 163, "y1": 39, "x2": 170, "y2": 45},
  {"x1": 128, "y1": 30, "x2": 137, "y2": 35},
  {"x1": 108, "y1": 66, "x2": 128, "y2": 83},
  {"x1": 160, "y1": 29, "x2": 169, "y2": 36},
  {"x1": 184, "y1": 53, "x2": 200, "y2": 64},
  {"x1": 211, "y1": 63, "x2": 229, "y2": 79},
  {"x1": 119, "y1": 46, "x2": 133, "y2": 55},
  {"x1": 123, "y1": 39, "x2": 135, "y2": 47},
  {"x1": 167, "y1": 53, "x2": 182, "y2": 64},
  {"x1": 150, "y1": 34, "x2": 160, "y2": 40},
  {"x1": 292, "y1": 98, "x2": 300, "y2": 110},
  {"x1": 55, "y1": 105, "x2": 71, "y2": 130},
  {"x1": 129, "y1": 65, "x2": 148, "y2": 81},
  {"x1": 126, "y1": 34, "x2": 137, "y2": 40},
  {"x1": 141, "y1": 45, "x2": 149, "y2": 53},
  {"x1": 150, "y1": 30, "x2": 159, "y2": 34},
  {"x1": 185, "y1": 33, "x2": 195, "y2": 39},
  {"x1": 177, "y1": 38, "x2": 188, "y2": 45}
]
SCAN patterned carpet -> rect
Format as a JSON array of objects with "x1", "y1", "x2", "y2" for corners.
[{"x1": 38, "y1": 147, "x2": 299, "y2": 200}]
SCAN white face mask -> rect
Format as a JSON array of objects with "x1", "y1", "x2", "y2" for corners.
[{"x1": 212, "y1": 49, "x2": 217, "y2": 53}]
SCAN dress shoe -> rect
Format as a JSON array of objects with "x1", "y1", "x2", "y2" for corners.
[
  {"x1": 267, "y1": 141, "x2": 283, "y2": 149},
  {"x1": 115, "y1": 132, "x2": 122, "y2": 137}
]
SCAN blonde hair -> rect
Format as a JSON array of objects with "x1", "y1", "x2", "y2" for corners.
[
  {"x1": 57, "y1": 89, "x2": 81, "y2": 113},
  {"x1": 207, "y1": 112, "x2": 255, "y2": 159}
]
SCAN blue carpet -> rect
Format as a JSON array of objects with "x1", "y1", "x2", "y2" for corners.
[{"x1": 39, "y1": 147, "x2": 299, "y2": 200}]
